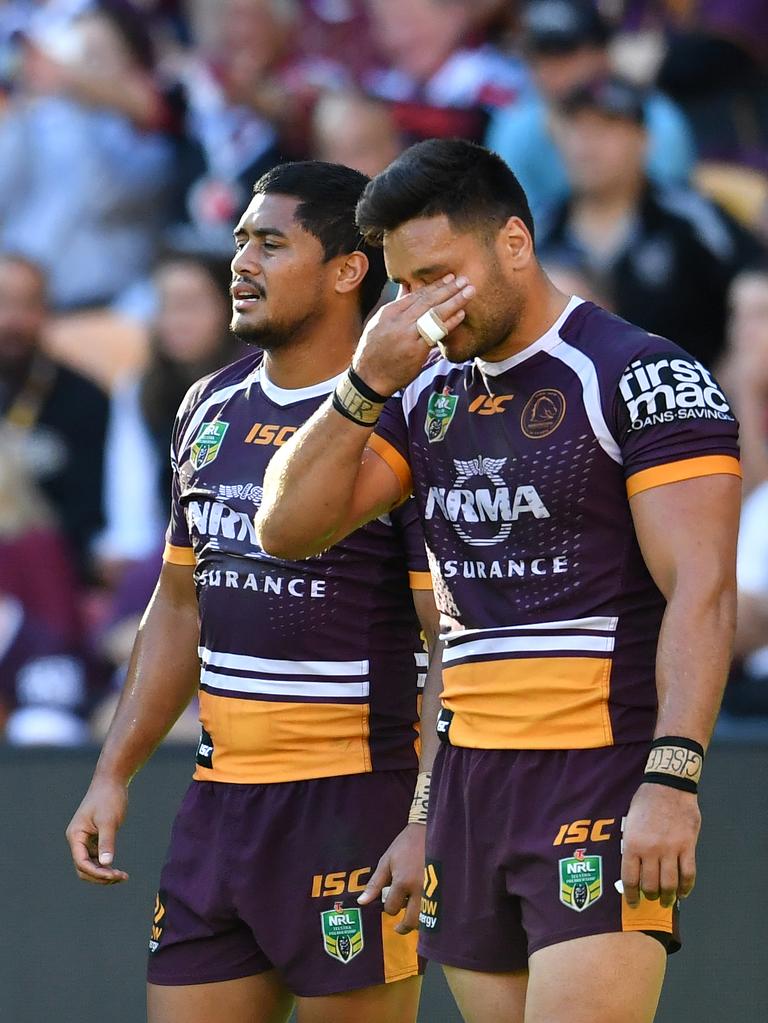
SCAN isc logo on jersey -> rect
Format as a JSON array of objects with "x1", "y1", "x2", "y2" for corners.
[
  {"x1": 424, "y1": 456, "x2": 549, "y2": 548},
  {"x1": 619, "y1": 356, "x2": 734, "y2": 431}
]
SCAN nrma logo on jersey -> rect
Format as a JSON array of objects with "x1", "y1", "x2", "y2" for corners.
[
  {"x1": 619, "y1": 356, "x2": 734, "y2": 431},
  {"x1": 424, "y1": 456, "x2": 550, "y2": 547}
]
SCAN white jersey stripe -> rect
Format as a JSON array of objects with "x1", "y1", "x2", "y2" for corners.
[
  {"x1": 199, "y1": 647, "x2": 369, "y2": 677},
  {"x1": 179, "y1": 377, "x2": 255, "y2": 455},
  {"x1": 442, "y1": 634, "x2": 615, "y2": 662},
  {"x1": 549, "y1": 341, "x2": 623, "y2": 464},
  {"x1": 443, "y1": 616, "x2": 617, "y2": 642},
  {"x1": 201, "y1": 669, "x2": 370, "y2": 698}
]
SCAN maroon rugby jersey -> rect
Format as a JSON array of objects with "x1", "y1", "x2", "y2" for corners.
[
  {"x1": 164, "y1": 352, "x2": 430, "y2": 783},
  {"x1": 369, "y1": 297, "x2": 740, "y2": 750}
]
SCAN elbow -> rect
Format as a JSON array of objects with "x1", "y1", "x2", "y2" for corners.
[{"x1": 254, "y1": 511, "x2": 323, "y2": 561}]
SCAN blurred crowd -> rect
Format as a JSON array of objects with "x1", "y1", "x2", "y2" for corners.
[{"x1": 1, "y1": 0, "x2": 768, "y2": 745}]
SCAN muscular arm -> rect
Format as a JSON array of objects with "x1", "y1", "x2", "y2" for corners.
[
  {"x1": 66, "y1": 561, "x2": 200, "y2": 883},
  {"x1": 621, "y1": 473, "x2": 740, "y2": 908}
]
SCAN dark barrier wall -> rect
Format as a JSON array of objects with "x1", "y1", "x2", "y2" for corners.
[{"x1": 3, "y1": 741, "x2": 766, "y2": 1022}]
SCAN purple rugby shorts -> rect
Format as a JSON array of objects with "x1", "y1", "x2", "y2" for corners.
[
  {"x1": 147, "y1": 770, "x2": 421, "y2": 996},
  {"x1": 418, "y1": 742, "x2": 680, "y2": 971}
]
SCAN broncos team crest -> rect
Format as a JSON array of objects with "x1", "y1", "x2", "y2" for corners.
[
  {"x1": 321, "y1": 902, "x2": 364, "y2": 964},
  {"x1": 190, "y1": 420, "x2": 229, "y2": 469},
  {"x1": 425, "y1": 389, "x2": 458, "y2": 443}
]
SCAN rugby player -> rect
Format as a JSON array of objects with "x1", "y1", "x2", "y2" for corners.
[
  {"x1": 256, "y1": 140, "x2": 742, "y2": 1023},
  {"x1": 66, "y1": 162, "x2": 440, "y2": 1023}
]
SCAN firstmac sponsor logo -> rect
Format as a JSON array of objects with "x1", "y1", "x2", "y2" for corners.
[
  {"x1": 424, "y1": 456, "x2": 550, "y2": 547},
  {"x1": 619, "y1": 356, "x2": 734, "y2": 431}
]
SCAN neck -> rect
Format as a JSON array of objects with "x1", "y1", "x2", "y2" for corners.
[
  {"x1": 480, "y1": 274, "x2": 571, "y2": 363},
  {"x1": 260, "y1": 310, "x2": 360, "y2": 389}
]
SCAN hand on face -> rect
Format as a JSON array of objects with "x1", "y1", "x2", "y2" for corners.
[{"x1": 352, "y1": 274, "x2": 475, "y2": 397}]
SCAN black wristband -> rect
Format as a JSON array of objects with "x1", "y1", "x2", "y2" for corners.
[
  {"x1": 331, "y1": 391, "x2": 372, "y2": 426},
  {"x1": 643, "y1": 773, "x2": 699, "y2": 795},
  {"x1": 348, "y1": 366, "x2": 389, "y2": 404},
  {"x1": 650, "y1": 736, "x2": 705, "y2": 757},
  {"x1": 643, "y1": 735, "x2": 704, "y2": 794}
]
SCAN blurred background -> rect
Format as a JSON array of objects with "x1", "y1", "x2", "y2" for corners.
[{"x1": 0, "y1": 1, "x2": 766, "y2": 1020}]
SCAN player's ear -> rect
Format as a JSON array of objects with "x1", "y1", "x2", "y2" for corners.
[
  {"x1": 334, "y1": 251, "x2": 369, "y2": 297},
  {"x1": 499, "y1": 216, "x2": 533, "y2": 270}
]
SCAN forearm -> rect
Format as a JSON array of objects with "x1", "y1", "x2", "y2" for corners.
[
  {"x1": 94, "y1": 590, "x2": 200, "y2": 785},
  {"x1": 258, "y1": 400, "x2": 379, "y2": 558},
  {"x1": 654, "y1": 580, "x2": 737, "y2": 750},
  {"x1": 418, "y1": 637, "x2": 444, "y2": 775}
]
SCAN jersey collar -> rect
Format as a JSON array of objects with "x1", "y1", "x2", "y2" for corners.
[
  {"x1": 258, "y1": 362, "x2": 345, "y2": 406},
  {"x1": 475, "y1": 295, "x2": 585, "y2": 377}
]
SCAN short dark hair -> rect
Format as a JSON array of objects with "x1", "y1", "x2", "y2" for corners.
[
  {"x1": 356, "y1": 139, "x2": 535, "y2": 246},
  {"x1": 253, "y1": 161, "x2": 387, "y2": 318}
]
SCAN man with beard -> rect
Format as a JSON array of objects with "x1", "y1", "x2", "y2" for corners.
[
  {"x1": 0, "y1": 254, "x2": 108, "y2": 576},
  {"x1": 256, "y1": 140, "x2": 741, "y2": 1023},
  {"x1": 66, "y1": 162, "x2": 439, "y2": 1023}
]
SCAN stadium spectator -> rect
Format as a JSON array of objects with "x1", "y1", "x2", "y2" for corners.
[
  {"x1": 539, "y1": 75, "x2": 764, "y2": 367},
  {"x1": 364, "y1": 0, "x2": 527, "y2": 143},
  {"x1": 98, "y1": 254, "x2": 241, "y2": 568},
  {"x1": 486, "y1": 0, "x2": 695, "y2": 224},
  {"x1": 729, "y1": 480, "x2": 768, "y2": 716},
  {"x1": 719, "y1": 268, "x2": 768, "y2": 495},
  {"x1": 311, "y1": 90, "x2": 404, "y2": 177},
  {"x1": 0, "y1": 592, "x2": 93, "y2": 746},
  {"x1": 0, "y1": 432, "x2": 81, "y2": 644},
  {"x1": 0, "y1": 3, "x2": 173, "y2": 309},
  {"x1": 167, "y1": 0, "x2": 349, "y2": 254},
  {"x1": 0, "y1": 254, "x2": 108, "y2": 576}
]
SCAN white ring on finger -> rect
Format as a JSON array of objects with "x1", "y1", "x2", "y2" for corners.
[{"x1": 416, "y1": 308, "x2": 448, "y2": 348}]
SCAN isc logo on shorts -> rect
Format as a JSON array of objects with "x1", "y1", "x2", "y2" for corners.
[{"x1": 618, "y1": 356, "x2": 734, "y2": 431}]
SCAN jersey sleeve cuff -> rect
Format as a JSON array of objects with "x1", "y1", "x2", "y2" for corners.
[
  {"x1": 626, "y1": 454, "x2": 742, "y2": 498},
  {"x1": 367, "y1": 433, "x2": 413, "y2": 502},
  {"x1": 409, "y1": 570, "x2": 433, "y2": 591},
  {"x1": 163, "y1": 542, "x2": 196, "y2": 565}
]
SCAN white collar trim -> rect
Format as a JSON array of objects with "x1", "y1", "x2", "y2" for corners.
[
  {"x1": 475, "y1": 296, "x2": 585, "y2": 376},
  {"x1": 258, "y1": 362, "x2": 345, "y2": 406}
]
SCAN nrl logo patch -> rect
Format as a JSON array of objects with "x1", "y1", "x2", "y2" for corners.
[
  {"x1": 321, "y1": 902, "x2": 364, "y2": 964},
  {"x1": 559, "y1": 849, "x2": 602, "y2": 912},
  {"x1": 190, "y1": 420, "x2": 229, "y2": 469},
  {"x1": 425, "y1": 388, "x2": 458, "y2": 443}
]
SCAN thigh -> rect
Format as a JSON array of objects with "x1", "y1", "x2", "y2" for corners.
[
  {"x1": 147, "y1": 971, "x2": 293, "y2": 1023},
  {"x1": 418, "y1": 746, "x2": 528, "y2": 973},
  {"x1": 525, "y1": 931, "x2": 666, "y2": 1023},
  {"x1": 296, "y1": 975, "x2": 422, "y2": 1023},
  {"x1": 443, "y1": 966, "x2": 528, "y2": 1023}
]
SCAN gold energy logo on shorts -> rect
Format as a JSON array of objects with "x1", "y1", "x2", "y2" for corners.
[
  {"x1": 149, "y1": 892, "x2": 166, "y2": 953},
  {"x1": 521, "y1": 389, "x2": 566, "y2": 439},
  {"x1": 419, "y1": 860, "x2": 441, "y2": 932}
]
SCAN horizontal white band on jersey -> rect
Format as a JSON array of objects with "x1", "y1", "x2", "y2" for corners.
[
  {"x1": 199, "y1": 647, "x2": 369, "y2": 677},
  {"x1": 200, "y1": 669, "x2": 370, "y2": 699},
  {"x1": 441, "y1": 616, "x2": 618, "y2": 665}
]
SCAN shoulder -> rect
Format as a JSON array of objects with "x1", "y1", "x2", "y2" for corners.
[
  {"x1": 400, "y1": 353, "x2": 467, "y2": 415},
  {"x1": 177, "y1": 351, "x2": 262, "y2": 421},
  {"x1": 559, "y1": 300, "x2": 692, "y2": 367}
]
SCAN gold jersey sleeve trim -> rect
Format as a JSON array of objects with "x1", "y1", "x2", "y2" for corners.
[
  {"x1": 163, "y1": 542, "x2": 196, "y2": 566},
  {"x1": 409, "y1": 571, "x2": 433, "y2": 591},
  {"x1": 626, "y1": 454, "x2": 742, "y2": 498},
  {"x1": 367, "y1": 433, "x2": 413, "y2": 502}
]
